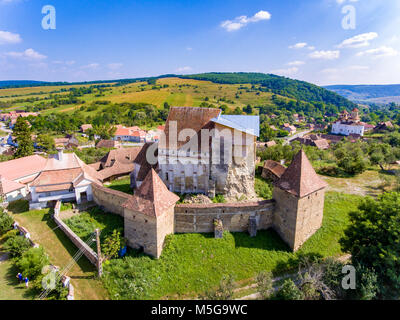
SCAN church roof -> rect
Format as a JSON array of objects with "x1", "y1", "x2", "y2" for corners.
[
  {"x1": 211, "y1": 115, "x2": 260, "y2": 137},
  {"x1": 275, "y1": 150, "x2": 327, "y2": 198},
  {"x1": 161, "y1": 107, "x2": 221, "y2": 150},
  {"x1": 123, "y1": 169, "x2": 179, "y2": 217}
]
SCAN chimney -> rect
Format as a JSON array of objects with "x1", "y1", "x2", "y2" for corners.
[{"x1": 57, "y1": 148, "x2": 64, "y2": 161}]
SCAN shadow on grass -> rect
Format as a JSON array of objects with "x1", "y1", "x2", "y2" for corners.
[
  {"x1": 40, "y1": 211, "x2": 97, "y2": 274},
  {"x1": 5, "y1": 259, "x2": 37, "y2": 299}
]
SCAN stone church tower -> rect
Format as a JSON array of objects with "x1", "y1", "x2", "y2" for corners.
[{"x1": 272, "y1": 150, "x2": 328, "y2": 251}]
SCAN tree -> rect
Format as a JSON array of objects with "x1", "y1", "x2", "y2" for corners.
[
  {"x1": 102, "y1": 230, "x2": 125, "y2": 260},
  {"x1": 92, "y1": 123, "x2": 117, "y2": 140},
  {"x1": 0, "y1": 210, "x2": 13, "y2": 234},
  {"x1": 335, "y1": 142, "x2": 369, "y2": 175},
  {"x1": 256, "y1": 271, "x2": 273, "y2": 299},
  {"x1": 13, "y1": 117, "x2": 34, "y2": 158},
  {"x1": 275, "y1": 279, "x2": 303, "y2": 300},
  {"x1": 3, "y1": 234, "x2": 31, "y2": 257},
  {"x1": 36, "y1": 134, "x2": 55, "y2": 152},
  {"x1": 340, "y1": 192, "x2": 400, "y2": 298},
  {"x1": 202, "y1": 275, "x2": 235, "y2": 300},
  {"x1": 16, "y1": 247, "x2": 50, "y2": 280}
]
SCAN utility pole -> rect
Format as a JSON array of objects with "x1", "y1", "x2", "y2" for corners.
[{"x1": 95, "y1": 229, "x2": 103, "y2": 277}]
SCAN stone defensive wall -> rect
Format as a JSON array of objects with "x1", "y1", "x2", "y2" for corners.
[
  {"x1": 174, "y1": 200, "x2": 276, "y2": 233},
  {"x1": 91, "y1": 183, "x2": 132, "y2": 217},
  {"x1": 53, "y1": 201, "x2": 98, "y2": 266}
]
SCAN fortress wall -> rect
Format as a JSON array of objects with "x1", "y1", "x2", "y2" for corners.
[
  {"x1": 174, "y1": 200, "x2": 275, "y2": 233},
  {"x1": 91, "y1": 183, "x2": 132, "y2": 217}
]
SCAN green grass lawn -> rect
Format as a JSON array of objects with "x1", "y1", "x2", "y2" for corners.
[
  {"x1": 101, "y1": 191, "x2": 362, "y2": 300},
  {"x1": 8, "y1": 206, "x2": 108, "y2": 300},
  {"x1": 106, "y1": 176, "x2": 132, "y2": 194},
  {"x1": 0, "y1": 259, "x2": 38, "y2": 300},
  {"x1": 63, "y1": 207, "x2": 124, "y2": 249}
]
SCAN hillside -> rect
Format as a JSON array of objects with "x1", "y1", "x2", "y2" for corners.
[
  {"x1": 180, "y1": 73, "x2": 356, "y2": 109},
  {"x1": 325, "y1": 84, "x2": 400, "y2": 105}
]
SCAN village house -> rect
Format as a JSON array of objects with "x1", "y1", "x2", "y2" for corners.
[
  {"x1": 95, "y1": 139, "x2": 121, "y2": 149},
  {"x1": 295, "y1": 134, "x2": 330, "y2": 150},
  {"x1": 374, "y1": 121, "x2": 394, "y2": 132},
  {"x1": 282, "y1": 123, "x2": 297, "y2": 135},
  {"x1": 29, "y1": 149, "x2": 102, "y2": 208},
  {"x1": 260, "y1": 160, "x2": 286, "y2": 182},
  {"x1": 0, "y1": 111, "x2": 38, "y2": 122},
  {"x1": 113, "y1": 126, "x2": 146, "y2": 143},
  {"x1": 80, "y1": 124, "x2": 93, "y2": 133},
  {"x1": 331, "y1": 108, "x2": 365, "y2": 136},
  {"x1": 54, "y1": 135, "x2": 79, "y2": 149},
  {"x1": 91, "y1": 147, "x2": 142, "y2": 181},
  {"x1": 0, "y1": 155, "x2": 47, "y2": 202}
]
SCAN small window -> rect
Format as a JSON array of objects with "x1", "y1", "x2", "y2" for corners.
[{"x1": 166, "y1": 172, "x2": 169, "y2": 181}]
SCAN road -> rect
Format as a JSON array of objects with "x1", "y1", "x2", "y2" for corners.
[{"x1": 283, "y1": 130, "x2": 312, "y2": 145}]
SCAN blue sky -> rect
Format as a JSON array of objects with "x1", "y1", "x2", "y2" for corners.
[{"x1": 0, "y1": 0, "x2": 399, "y2": 85}]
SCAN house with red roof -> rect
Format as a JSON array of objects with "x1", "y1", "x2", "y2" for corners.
[
  {"x1": 29, "y1": 149, "x2": 102, "y2": 208},
  {"x1": 113, "y1": 126, "x2": 146, "y2": 143}
]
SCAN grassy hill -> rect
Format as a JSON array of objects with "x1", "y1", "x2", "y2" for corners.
[{"x1": 180, "y1": 73, "x2": 356, "y2": 109}]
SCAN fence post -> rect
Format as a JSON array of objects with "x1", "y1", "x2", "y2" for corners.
[{"x1": 95, "y1": 229, "x2": 103, "y2": 277}]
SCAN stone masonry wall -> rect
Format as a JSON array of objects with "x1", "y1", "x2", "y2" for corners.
[
  {"x1": 92, "y1": 183, "x2": 132, "y2": 217},
  {"x1": 174, "y1": 200, "x2": 275, "y2": 233},
  {"x1": 53, "y1": 205, "x2": 98, "y2": 266}
]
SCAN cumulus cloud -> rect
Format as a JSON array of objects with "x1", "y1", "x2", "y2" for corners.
[
  {"x1": 337, "y1": 32, "x2": 378, "y2": 48},
  {"x1": 81, "y1": 63, "x2": 99, "y2": 69},
  {"x1": 0, "y1": 30, "x2": 22, "y2": 45},
  {"x1": 289, "y1": 42, "x2": 307, "y2": 49},
  {"x1": 356, "y1": 46, "x2": 398, "y2": 58},
  {"x1": 5, "y1": 48, "x2": 46, "y2": 60},
  {"x1": 221, "y1": 10, "x2": 271, "y2": 32},
  {"x1": 287, "y1": 60, "x2": 305, "y2": 66},
  {"x1": 270, "y1": 67, "x2": 299, "y2": 77},
  {"x1": 309, "y1": 50, "x2": 340, "y2": 60},
  {"x1": 176, "y1": 66, "x2": 192, "y2": 73}
]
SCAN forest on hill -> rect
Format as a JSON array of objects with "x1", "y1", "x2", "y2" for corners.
[{"x1": 179, "y1": 73, "x2": 356, "y2": 109}]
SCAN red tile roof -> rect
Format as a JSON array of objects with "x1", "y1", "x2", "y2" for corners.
[
  {"x1": 123, "y1": 169, "x2": 179, "y2": 217},
  {"x1": 0, "y1": 155, "x2": 47, "y2": 181},
  {"x1": 275, "y1": 150, "x2": 327, "y2": 198},
  {"x1": 161, "y1": 107, "x2": 221, "y2": 150},
  {"x1": 0, "y1": 175, "x2": 26, "y2": 194}
]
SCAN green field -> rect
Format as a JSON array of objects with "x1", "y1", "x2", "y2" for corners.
[
  {"x1": 100, "y1": 191, "x2": 362, "y2": 300},
  {"x1": 0, "y1": 77, "x2": 294, "y2": 115}
]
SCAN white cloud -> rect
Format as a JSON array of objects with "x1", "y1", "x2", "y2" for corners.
[
  {"x1": 108, "y1": 63, "x2": 123, "y2": 70},
  {"x1": 270, "y1": 67, "x2": 299, "y2": 76},
  {"x1": 289, "y1": 42, "x2": 307, "y2": 49},
  {"x1": 287, "y1": 60, "x2": 305, "y2": 66},
  {"x1": 221, "y1": 10, "x2": 271, "y2": 32},
  {"x1": 186, "y1": 47, "x2": 193, "y2": 51},
  {"x1": 81, "y1": 63, "x2": 99, "y2": 69},
  {"x1": 356, "y1": 46, "x2": 398, "y2": 58},
  {"x1": 0, "y1": 30, "x2": 22, "y2": 45},
  {"x1": 5, "y1": 48, "x2": 46, "y2": 60},
  {"x1": 176, "y1": 66, "x2": 192, "y2": 73},
  {"x1": 309, "y1": 50, "x2": 340, "y2": 60},
  {"x1": 336, "y1": 0, "x2": 358, "y2": 4},
  {"x1": 337, "y1": 32, "x2": 378, "y2": 48},
  {"x1": 348, "y1": 65, "x2": 369, "y2": 70}
]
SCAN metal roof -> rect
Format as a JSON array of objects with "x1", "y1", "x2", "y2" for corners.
[{"x1": 211, "y1": 115, "x2": 260, "y2": 137}]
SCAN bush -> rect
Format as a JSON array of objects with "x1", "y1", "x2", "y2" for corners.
[
  {"x1": 16, "y1": 247, "x2": 50, "y2": 280},
  {"x1": 256, "y1": 271, "x2": 273, "y2": 299},
  {"x1": 0, "y1": 210, "x2": 14, "y2": 234},
  {"x1": 3, "y1": 234, "x2": 31, "y2": 257},
  {"x1": 202, "y1": 275, "x2": 235, "y2": 300},
  {"x1": 212, "y1": 195, "x2": 226, "y2": 204},
  {"x1": 7, "y1": 199, "x2": 29, "y2": 213},
  {"x1": 276, "y1": 279, "x2": 303, "y2": 300},
  {"x1": 103, "y1": 230, "x2": 125, "y2": 260},
  {"x1": 322, "y1": 258, "x2": 346, "y2": 299},
  {"x1": 354, "y1": 264, "x2": 378, "y2": 300}
]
